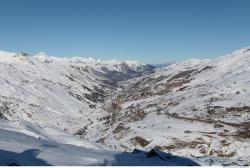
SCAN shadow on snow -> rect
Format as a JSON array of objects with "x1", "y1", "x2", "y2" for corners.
[
  {"x1": 0, "y1": 149, "x2": 52, "y2": 166},
  {"x1": 112, "y1": 148, "x2": 200, "y2": 166}
]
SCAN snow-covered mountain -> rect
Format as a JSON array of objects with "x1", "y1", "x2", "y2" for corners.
[
  {"x1": 81, "y1": 46, "x2": 250, "y2": 166},
  {"x1": 0, "y1": 51, "x2": 199, "y2": 166},
  {"x1": 0, "y1": 47, "x2": 250, "y2": 166},
  {"x1": 0, "y1": 51, "x2": 153, "y2": 131}
]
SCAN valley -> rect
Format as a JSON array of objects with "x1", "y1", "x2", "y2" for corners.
[{"x1": 0, "y1": 47, "x2": 250, "y2": 166}]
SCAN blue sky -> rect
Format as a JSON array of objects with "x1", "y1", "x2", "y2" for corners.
[{"x1": 0, "y1": 0, "x2": 250, "y2": 63}]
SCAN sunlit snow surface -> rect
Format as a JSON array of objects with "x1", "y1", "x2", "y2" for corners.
[{"x1": 0, "y1": 121, "x2": 204, "y2": 166}]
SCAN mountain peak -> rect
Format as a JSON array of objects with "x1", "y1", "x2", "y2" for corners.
[{"x1": 231, "y1": 46, "x2": 250, "y2": 55}]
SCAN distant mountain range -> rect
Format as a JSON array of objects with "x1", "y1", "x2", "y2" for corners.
[{"x1": 151, "y1": 62, "x2": 175, "y2": 68}]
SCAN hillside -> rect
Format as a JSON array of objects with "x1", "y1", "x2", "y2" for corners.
[
  {"x1": 82, "y1": 46, "x2": 250, "y2": 166},
  {"x1": 0, "y1": 51, "x2": 153, "y2": 138}
]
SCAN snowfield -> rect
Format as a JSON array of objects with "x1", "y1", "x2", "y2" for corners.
[
  {"x1": 0, "y1": 121, "x2": 201, "y2": 166},
  {"x1": 0, "y1": 47, "x2": 250, "y2": 166}
]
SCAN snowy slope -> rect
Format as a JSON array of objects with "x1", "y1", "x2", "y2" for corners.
[
  {"x1": 0, "y1": 120, "x2": 203, "y2": 166},
  {"x1": 82, "y1": 46, "x2": 250, "y2": 166}
]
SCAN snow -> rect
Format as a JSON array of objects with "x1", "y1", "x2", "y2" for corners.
[
  {"x1": 0, "y1": 121, "x2": 203, "y2": 166},
  {"x1": 0, "y1": 125, "x2": 116, "y2": 166}
]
